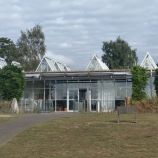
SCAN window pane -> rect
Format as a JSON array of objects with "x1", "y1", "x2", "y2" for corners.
[{"x1": 69, "y1": 90, "x2": 78, "y2": 100}]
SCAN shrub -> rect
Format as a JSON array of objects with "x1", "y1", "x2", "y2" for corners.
[
  {"x1": 132, "y1": 66, "x2": 148, "y2": 101},
  {"x1": 0, "y1": 65, "x2": 25, "y2": 101}
]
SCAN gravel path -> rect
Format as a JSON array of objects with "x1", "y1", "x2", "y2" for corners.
[{"x1": 0, "y1": 112, "x2": 75, "y2": 146}]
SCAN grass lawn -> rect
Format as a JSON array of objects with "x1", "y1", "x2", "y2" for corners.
[
  {"x1": 0, "y1": 114, "x2": 17, "y2": 124},
  {"x1": 0, "y1": 113, "x2": 158, "y2": 158}
]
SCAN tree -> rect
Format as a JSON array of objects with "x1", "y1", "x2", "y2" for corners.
[
  {"x1": 132, "y1": 66, "x2": 148, "y2": 100},
  {"x1": 0, "y1": 65, "x2": 25, "y2": 101},
  {"x1": 0, "y1": 37, "x2": 21, "y2": 64},
  {"x1": 102, "y1": 37, "x2": 138, "y2": 69},
  {"x1": 17, "y1": 25, "x2": 46, "y2": 71},
  {"x1": 154, "y1": 69, "x2": 158, "y2": 96}
]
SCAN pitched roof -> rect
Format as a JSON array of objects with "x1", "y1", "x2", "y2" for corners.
[
  {"x1": 140, "y1": 52, "x2": 157, "y2": 70},
  {"x1": 0, "y1": 57, "x2": 20, "y2": 69},
  {"x1": 36, "y1": 56, "x2": 71, "y2": 72},
  {"x1": 86, "y1": 55, "x2": 109, "y2": 71},
  {"x1": 11, "y1": 61, "x2": 21, "y2": 68}
]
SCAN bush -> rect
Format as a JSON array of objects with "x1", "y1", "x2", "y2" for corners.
[
  {"x1": 0, "y1": 65, "x2": 25, "y2": 101},
  {"x1": 132, "y1": 66, "x2": 148, "y2": 101}
]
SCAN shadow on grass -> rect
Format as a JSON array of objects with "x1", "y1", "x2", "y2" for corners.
[{"x1": 107, "y1": 120, "x2": 137, "y2": 124}]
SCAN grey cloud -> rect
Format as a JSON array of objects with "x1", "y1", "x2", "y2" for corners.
[{"x1": 0, "y1": 0, "x2": 158, "y2": 69}]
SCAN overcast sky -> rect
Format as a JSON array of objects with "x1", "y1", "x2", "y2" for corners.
[{"x1": 0, "y1": 0, "x2": 158, "y2": 69}]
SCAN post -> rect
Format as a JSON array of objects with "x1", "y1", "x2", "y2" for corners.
[
  {"x1": 49, "y1": 80, "x2": 51, "y2": 100},
  {"x1": 32, "y1": 79, "x2": 35, "y2": 110},
  {"x1": 125, "y1": 76, "x2": 127, "y2": 98},
  {"x1": 114, "y1": 78, "x2": 116, "y2": 110},
  {"x1": 55, "y1": 80, "x2": 56, "y2": 112},
  {"x1": 97, "y1": 101, "x2": 100, "y2": 112},
  {"x1": 150, "y1": 69, "x2": 153, "y2": 98},
  {"x1": 117, "y1": 110, "x2": 120, "y2": 124},
  {"x1": 43, "y1": 79, "x2": 45, "y2": 111},
  {"x1": 88, "y1": 89, "x2": 91, "y2": 112},
  {"x1": 67, "y1": 87, "x2": 69, "y2": 112},
  {"x1": 33, "y1": 79, "x2": 35, "y2": 100}
]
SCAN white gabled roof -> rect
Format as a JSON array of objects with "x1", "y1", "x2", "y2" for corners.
[
  {"x1": 11, "y1": 61, "x2": 21, "y2": 68},
  {"x1": 0, "y1": 57, "x2": 21, "y2": 69},
  {"x1": 36, "y1": 56, "x2": 71, "y2": 72},
  {"x1": 140, "y1": 52, "x2": 157, "y2": 70},
  {"x1": 0, "y1": 57, "x2": 7, "y2": 69},
  {"x1": 86, "y1": 55, "x2": 109, "y2": 71}
]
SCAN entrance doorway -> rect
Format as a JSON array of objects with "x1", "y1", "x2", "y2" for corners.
[{"x1": 79, "y1": 89, "x2": 87, "y2": 112}]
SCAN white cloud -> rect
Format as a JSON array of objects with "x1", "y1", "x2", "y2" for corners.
[
  {"x1": 54, "y1": 17, "x2": 67, "y2": 25},
  {"x1": 60, "y1": 42, "x2": 72, "y2": 48}
]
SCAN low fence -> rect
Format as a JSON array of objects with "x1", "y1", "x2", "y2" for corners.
[
  {"x1": 19, "y1": 99, "x2": 54, "y2": 112},
  {"x1": 1, "y1": 98, "x2": 158, "y2": 113}
]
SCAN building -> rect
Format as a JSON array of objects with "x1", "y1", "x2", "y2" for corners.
[
  {"x1": 140, "y1": 52, "x2": 157, "y2": 98},
  {"x1": 1, "y1": 53, "x2": 156, "y2": 112},
  {"x1": 22, "y1": 56, "x2": 132, "y2": 112},
  {"x1": 140, "y1": 52, "x2": 157, "y2": 70},
  {"x1": 0, "y1": 57, "x2": 21, "y2": 69},
  {"x1": 0, "y1": 57, "x2": 7, "y2": 69}
]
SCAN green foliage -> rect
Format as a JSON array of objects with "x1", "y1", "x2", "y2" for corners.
[
  {"x1": 17, "y1": 25, "x2": 46, "y2": 71},
  {"x1": 0, "y1": 65, "x2": 25, "y2": 101},
  {"x1": 102, "y1": 37, "x2": 138, "y2": 69},
  {"x1": 0, "y1": 37, "x2": 21, "y2": 64},
  {"x1": 132, "y1": 66, "x2": 148, "y2": 100},
  {"x1": 154, "y1": 69, "x2": 158, "y2": 96}
]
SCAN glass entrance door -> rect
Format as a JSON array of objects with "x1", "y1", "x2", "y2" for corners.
[
  {"x1": 79, "y1": 89, "x2": 87, "y2": 112},
  {"x1": 69, "y1": 90, "x2": 78, "y2": 111}
]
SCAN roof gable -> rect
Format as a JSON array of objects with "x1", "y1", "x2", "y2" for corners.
[
  {"x1": 0, "y1": 57, "x2": 21, "y2": 69},
  {"x1": 140, "y1": 52, "x2": 157, "y2": 70},
  {"x1": 86, "y1": 55, "x2": 109, "y2": 71},
  {"x1": 36, "y1": 56, "x2": 71, "y2": 72}
]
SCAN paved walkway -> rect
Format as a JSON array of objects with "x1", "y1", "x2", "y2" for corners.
[{"x1": 0, "y1": 112, "x2": 75, "y2": 146}]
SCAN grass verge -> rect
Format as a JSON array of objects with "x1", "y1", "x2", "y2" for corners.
[
  {"x1": 0, "y1": 114, "x2": 17, "y2": 124},
  {"x1": 0, "y1": 113, "x2": 158, "y2": 158}
]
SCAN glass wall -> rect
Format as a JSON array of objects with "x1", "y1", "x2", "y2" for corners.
[
  {"x1": 91, "y1": 82, "x2": 98, "y2": 111},
  {"x1": 115, "y1": 80, "x2": 132, "y2": 100},
  {"x1": 98, "y1": 81, "x2": 115, "y2": 112},
  {"x1": 67, "y1": 81, "x2": 90, "y2": 112},
  {"x1": 55, "y1": 81, "x2": 67, "y2": 111},
  {"x1": 145, "y1": 77, "x2": 156, "y2": 98},
  {"x1": 23, "y1": 80, "x2": 44, "y2": 100},
  {"x1": 44, "y1": 80, "x2": 55, "y2": 111},
  {"x1": 23, "y1": 78, "x2": 132, "y2": 112},
  {"x1": 69, "y1": 90, "x2": 78, "y2": 111}
]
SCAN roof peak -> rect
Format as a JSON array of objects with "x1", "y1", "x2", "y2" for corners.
[
  {"x1": 36, "y1": 55, "x2": 71, "y2": 72},
  {"x1": 86, "y1": 54, "x2": 109, "y2": 71},
  {"x1": 140, "y1": 52, "x2": 157, "y2": 70}
]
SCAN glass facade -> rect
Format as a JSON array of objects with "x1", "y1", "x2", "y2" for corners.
[{"x1": 22, "y1": 76, "x2": 132, "y2": 112}]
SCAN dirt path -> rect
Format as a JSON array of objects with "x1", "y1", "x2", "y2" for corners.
[{"x1": 0, "y1": 112, "x2": 75, "y2": 146}]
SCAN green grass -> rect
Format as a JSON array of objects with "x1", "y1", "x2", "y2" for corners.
[
  {"x1": 0, "y1": 113, "x2": 158, "y2": 158},
  {"x1": 0, "y1": 114, "x2": 17, "y2": 124}
]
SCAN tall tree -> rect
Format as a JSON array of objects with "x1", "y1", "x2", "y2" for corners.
[
  {"x1": 0, "y1": 37, "x2": 20, "y2": 64},
  {"x1": 17, "y1": 25, "x2": 46, "y2": 71},
  {"x1": 102, "y1": 37, "x2": 138, "y2": 69}
]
